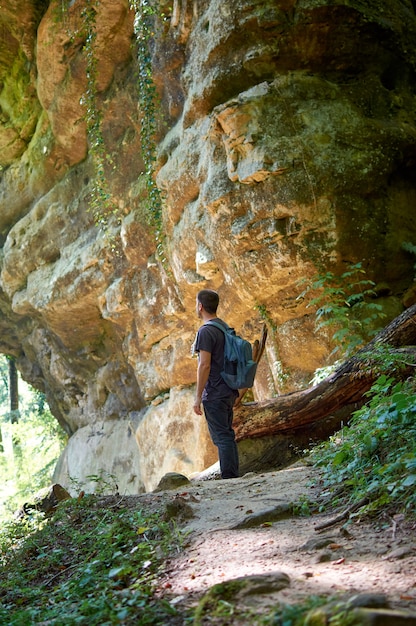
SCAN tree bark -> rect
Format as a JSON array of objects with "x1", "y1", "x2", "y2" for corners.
[
  {"x1": 8, "y1": 357, "x2": 20, "y2": 424},
  {"x1": 234, "y1": 303, "x2": 416, "y2": 443}
]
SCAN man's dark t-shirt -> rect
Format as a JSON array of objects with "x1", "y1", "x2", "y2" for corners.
[{"x1": 194, "y1": 319, "x2": 238, "y2": 402}]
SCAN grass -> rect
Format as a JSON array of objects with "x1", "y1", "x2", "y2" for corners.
[{"x1": 0, "y1": 493, "x2": 189, "y2": 625}]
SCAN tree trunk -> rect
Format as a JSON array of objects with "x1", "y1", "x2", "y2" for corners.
[
  {"x1": 234, "y1": 303, "x2": 416, "y2": 443},
  {"x1": 9, "y1": 357, "x2": 19, "y2": 424}
]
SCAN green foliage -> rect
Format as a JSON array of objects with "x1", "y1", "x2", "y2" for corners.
[
  {"x1": 310, "y1": 373, "x2": 416, "y2": 517},
  {"x1": 129, "y1": 0, "x2": 169, "y2": 267},
  {"x1": 401, "y1": 241, "x2": 416, "y2": 256},
  {"x1": 54, "y1": 1, "x2": 168, "y2": 258},
  {"x1": 291, "y1": 495, "x2": 312, "y2": 517},
  {"x1": 69, "y1": 469, "x2": 119, "y2": 496},
  {"x1": 80, "y1": 0, "x2": 120, "y2": 244},
  {"x1": 194, "y1": 580, "x2": 244, "y2": 625},
  {"x1": 0, "y1": 405, "x2": 67, "y2": 520},
  {"x1": 358, "y1": 342, "x2": 416, "y2": 379},
  {"x1": 260, "y1": 596, "x2": 327, "y2": 625},
  {"x1": 0, "y1": 356, "x2": 67, "y2": 521},
  {"x1": 298, "y1": 263, "x2": 386, "y2": 360},
  {"x1": 402, "y1": 241, "x2": 416, "y2": 276},
  {"x1": 194, "y1": 578, "x2": 273, "y2": 625},
  {"x1": 255, "y1": 303, "x2": 277, "y2": 332},
  {"x1": 309, "y1": 363, "x2": 342, "y2": 386},
  {"x1": 53, "y1": 0, "x2": 120, "y2": 246},
  {"x1": 0, "y1": 497, "x2": 186, "y2": 625}
]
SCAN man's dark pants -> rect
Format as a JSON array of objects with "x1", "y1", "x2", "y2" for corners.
[{"x1": 203, "y1": 396, "x2": 239, "y2": 479}]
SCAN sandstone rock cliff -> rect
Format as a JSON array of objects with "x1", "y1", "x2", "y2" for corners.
[{"x1": 0, "y1": 0, "x2": 415, "y2": 492}]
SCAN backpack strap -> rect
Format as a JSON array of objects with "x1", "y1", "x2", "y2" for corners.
[{"x1": 205, "y1": 319, "x2": 231, "y2": 333}]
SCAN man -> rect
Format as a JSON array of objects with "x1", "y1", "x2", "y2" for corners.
[{"x1": 193, "y1": 289, "x2": 239, "y2": 479}]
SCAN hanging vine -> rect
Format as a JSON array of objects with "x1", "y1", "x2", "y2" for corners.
[
  {"x1": 80, "y1": 0, "x2": 119, "y2": 239},
  {"x1": 129, "y1": 0, "x2": 167, "y2": 266},
  {"x1": 52, "y1": 0, "x2": 166, "y2": 258}
]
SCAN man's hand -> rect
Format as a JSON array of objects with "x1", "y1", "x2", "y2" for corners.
[{"x1": 193, "y1": 399, "x2": 203, "y2": 415}]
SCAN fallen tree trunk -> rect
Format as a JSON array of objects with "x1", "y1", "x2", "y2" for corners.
[{"x1": 234, "y1": 303, "x2": 416, "y2": 443}]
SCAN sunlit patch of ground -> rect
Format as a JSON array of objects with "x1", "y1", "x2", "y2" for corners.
[{"x1": 157, "y1": 463, "x2": 416, "y2": 618}]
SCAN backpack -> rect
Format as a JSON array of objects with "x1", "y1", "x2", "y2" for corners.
[{"x1": 206, "y1": 320, "x2": 257, "y2": 390}]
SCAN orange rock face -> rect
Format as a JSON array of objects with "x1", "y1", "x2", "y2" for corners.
[{"x1": 0, "y1": 1, "x2": 415, "y2": 492}]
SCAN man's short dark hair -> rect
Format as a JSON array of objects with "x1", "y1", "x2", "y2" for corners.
[{"x1": 197, "y1": 289, "x2": 219, "y2": 314}]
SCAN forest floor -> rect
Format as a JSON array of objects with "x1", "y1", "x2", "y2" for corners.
[{"x1": 147, "y1": 461, "x2": 416, "y2": 623}]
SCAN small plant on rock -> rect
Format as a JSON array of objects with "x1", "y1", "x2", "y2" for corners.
[{"x1": 298, "y1": 262, "x2": 386, "y2": 361}]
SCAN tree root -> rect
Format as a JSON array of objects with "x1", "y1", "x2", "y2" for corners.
[{"x1": 314, "y1": 496, "x2": 369, "y2": 531}]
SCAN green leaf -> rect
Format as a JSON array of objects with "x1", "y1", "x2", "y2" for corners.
[
  {"x1": 108, "y1": 566, "x2": 126, "y2": 579},
  {"x1": 401, "y1": 474, "x2": 416, "y2": 487},
  {"x1": 332, "y1": 450, "x2": 349, "y2": 466}
]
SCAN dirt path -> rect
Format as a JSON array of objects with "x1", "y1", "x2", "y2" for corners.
[{"x1": 155, "y1": 462, "x2": 416, "y2": 621}]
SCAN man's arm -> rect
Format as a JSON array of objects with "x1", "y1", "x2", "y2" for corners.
[{"x1": 193, "y1": 349, "x2": 211, "y2": 415}]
